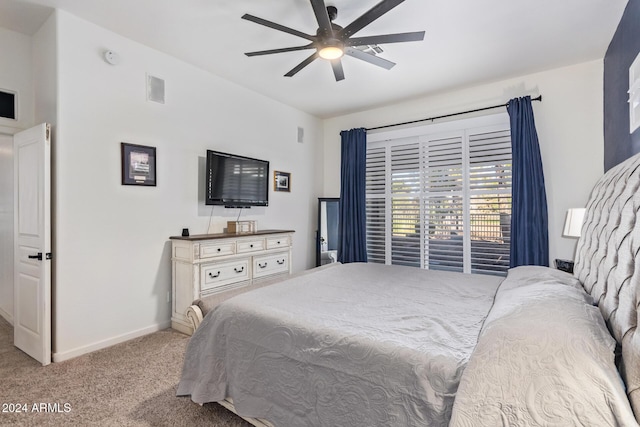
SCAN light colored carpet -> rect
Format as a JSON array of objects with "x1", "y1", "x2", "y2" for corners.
[{"x1": 0, "y1": 317, "x2": 251, "y2": 426}]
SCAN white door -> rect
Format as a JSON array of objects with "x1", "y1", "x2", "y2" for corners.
[{"x1": 14, "y1": 123, "x2": 51, "y2": 366}]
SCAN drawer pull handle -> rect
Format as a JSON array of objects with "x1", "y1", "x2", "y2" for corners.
[
  {"x1": 234, "y1": 266, "x2": 244, "y2": 273},
  {"x1": 250, "y1": 244, "x2": 254, "y2": 248},
  {"x1": 217, "y1": 248, "x2": 221, "y2": 252},
  {"x1": 258, "y1": 262, "x2": 268, "y2": 269},
  {"x1": 209, "y1": 271, "x2": 221, "y2": 278},
  {"x1": 277, "y1": 259, "x2": 285, "y2": 265},
  {"x1": 277, "y1": 241, "x2": 281, "y2": 244}
]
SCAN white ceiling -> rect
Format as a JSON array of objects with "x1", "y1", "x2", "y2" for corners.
[{"x1": 0, "y1": 0, "x2": 629, "y2": 118}]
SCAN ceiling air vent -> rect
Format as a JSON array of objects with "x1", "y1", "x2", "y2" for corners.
[{"x1": 354, "y1": 45, "x2": 383, "y2": 56}]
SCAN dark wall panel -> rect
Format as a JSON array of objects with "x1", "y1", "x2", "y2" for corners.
[{"x1": 604, "y1": 0, "x2": 640, "y2": 171}]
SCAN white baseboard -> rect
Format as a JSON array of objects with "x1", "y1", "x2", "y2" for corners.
[
  {"x1": 52, "y1": 320, "x2": 171, "y2": 363},
  {"x1": 0, "y1": 306, "x2": 13, "y2": 326}
]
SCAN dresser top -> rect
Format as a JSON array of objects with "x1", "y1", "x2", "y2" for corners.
[{"x1": 170, "y1": 229, "x2": 295, "y2": 241}]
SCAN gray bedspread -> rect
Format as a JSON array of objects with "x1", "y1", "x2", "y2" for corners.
[{"x1": 177, "y1": 263, "x2": 502, "y2": 426}]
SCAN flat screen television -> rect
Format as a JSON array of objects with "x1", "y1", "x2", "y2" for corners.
[{"x1": 205, "y1": 150, "x2": 269, "y2": 207}]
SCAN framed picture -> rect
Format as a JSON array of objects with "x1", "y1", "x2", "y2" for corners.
[
  {"x1": 121, "y1": 143, "x2": 156, "y2": 186},
  {"x1": 274, "y1": 171, "x2": 291, "y2": 192}
]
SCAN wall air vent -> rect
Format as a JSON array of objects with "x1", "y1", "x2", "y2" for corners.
[{"x1": 146, "y1": 74, "x2": 165, "y2": 104}]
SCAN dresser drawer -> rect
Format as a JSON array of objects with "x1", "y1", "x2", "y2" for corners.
[
  {"x1": 201, "y1": 259, "x2": 250, "y2": 291},
  {"x1": 253, "y1": 252, "x2": 289, "y2": 279},
  {"x1": 199, "y1": 241, "x2": 236, "y2": 259},
  {"x1": 237, "y1": 238, "x2": 265, "y2": 254},
  {"x1": 266, "y1": 235, "x2": 291, "y2": 250}
]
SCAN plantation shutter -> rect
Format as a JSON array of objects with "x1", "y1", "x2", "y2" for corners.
[
  {"x1": 365, "y1": 146, "x2": 386, "y2": 264},
  {"x1": 423, "y1": 135, "x2": 464, "y2": 273},
  {"x1": 390, "y1": 143, "x2": 421, "y2": 267},
  {"x1": 468, "y1": 129, "x2": 511, "y2": 274},
  {"x1": 365, "y1": 115, "x2": 512, "y2": 276}
]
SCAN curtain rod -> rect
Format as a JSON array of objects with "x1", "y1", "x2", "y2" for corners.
[{"x1": 365, "y1": 95, "x2": 543, "y2": 132}]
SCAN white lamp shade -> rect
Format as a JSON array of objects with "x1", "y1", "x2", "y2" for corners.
[
  {"x1": 318, "y1": 46, "x2": 344, "y2": 60},
  {"x1": 563, "y1": 208, "x2": 585, "y2": 238}
]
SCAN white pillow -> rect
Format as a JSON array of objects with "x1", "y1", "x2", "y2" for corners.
[{"x1": 450, "y1": 267, "x2": 638, "y2": 427}]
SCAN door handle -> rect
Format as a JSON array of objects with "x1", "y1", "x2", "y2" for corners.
[{"x1": 27, "y1": 253, "x2": 51, "y2": 261}]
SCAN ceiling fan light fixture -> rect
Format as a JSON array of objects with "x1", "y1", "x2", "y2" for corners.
[
  {"x1": 318, "y1": 45, "x2": 344, "y2": 60},
  {"x1": 242, "y1": 1, "x2": 426, "y2": 80}
]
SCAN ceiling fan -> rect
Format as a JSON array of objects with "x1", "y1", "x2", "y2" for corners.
[{"x1": 242, "y1": 0, "x2": 425, "y2": 81}]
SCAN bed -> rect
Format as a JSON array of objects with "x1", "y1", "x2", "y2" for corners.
[{"x1": 178, "y1": 152, "x2": 640, "y2": 426}]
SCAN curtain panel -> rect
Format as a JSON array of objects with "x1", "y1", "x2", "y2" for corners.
[
  {"x1": 507, "y1": 96, "x2": 549, "y2": 267},
  {"x1": 338, "y1": 128, "x2": 368, "y2": 263}
]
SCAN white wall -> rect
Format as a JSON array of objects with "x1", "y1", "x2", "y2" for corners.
[
  {"x1": 33, "y1": 13, "x2": 58, "y2": 128},
  {"x1": 32, "y1": 11, "x2": 58, "y2": 344},
  {"x1": 0, "y1": 27, "x2": 34, "y2": 131},
  {"x1": 0, "y1": 133, "x2": 13, "y2": 323},
  {"x1": 52, "y1": 10, "x2": 323, "y2": 361},
  {"x1": 323, "y1": 60, "x2": 605, "y2": 265},
  {"x1": 0, "y1": 27, "x2": 34, "y2": 323}
]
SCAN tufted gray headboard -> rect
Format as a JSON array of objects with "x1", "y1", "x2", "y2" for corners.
[{"x1": 574, "y1": 152, "x2": 640, "y2": 419}]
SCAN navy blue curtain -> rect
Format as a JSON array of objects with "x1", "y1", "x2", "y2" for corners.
[
  {"x1": 338, "y1": 128, "x2": 368, "y2": 263},
  {"x1": 507, "y1": 96, "x2": 549, "y2": 267}
]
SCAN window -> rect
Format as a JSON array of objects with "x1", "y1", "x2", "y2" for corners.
[
  {"x1": 0, "y1": 89, "x2": 16, "y2": 120},
  {"x1": 366, "y1": 114, "x2": 511, "y2": 276}
]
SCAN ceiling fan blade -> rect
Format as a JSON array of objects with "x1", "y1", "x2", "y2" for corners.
[
  {"x1": 344, "y1": 47, "x2": 396, "y2": 70},
  {"x1": 339, "y1": 0, "x2": 406, "y2": 39},
  {"x1": 285, "y1": 52, "x2": 319, "y2": 77},
  {"x1": 346, "y1": 31, "x2": 425, "y2": 47},
  {"x1": 331, "y1": 59, "x2": 345, "y2": 81},
  {"x1": 245, "y1": 44, "x2": 315, "y2": 57},
  {"x1": 310, "y1": 0, "x2": 333, "y2": 36},
  {"x1": 242, "y1": 14, "x2": 316, "y2": 41}
]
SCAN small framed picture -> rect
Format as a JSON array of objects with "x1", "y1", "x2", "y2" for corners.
[
  {"x1": 274, "y1": 171, "x2": 290, "y2": 192},
  {"x1": 121, "y1": 143, "x2": 156, "y2": 186}
]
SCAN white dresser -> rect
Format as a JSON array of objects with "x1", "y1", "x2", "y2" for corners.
[{"x1": 170, "y1": 229, "x2": 294, "y2": 334}]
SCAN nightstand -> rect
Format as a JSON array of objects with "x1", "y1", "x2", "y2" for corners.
[{"x1": 555, "y1": 259, "x2": 574, "y2": 274}]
